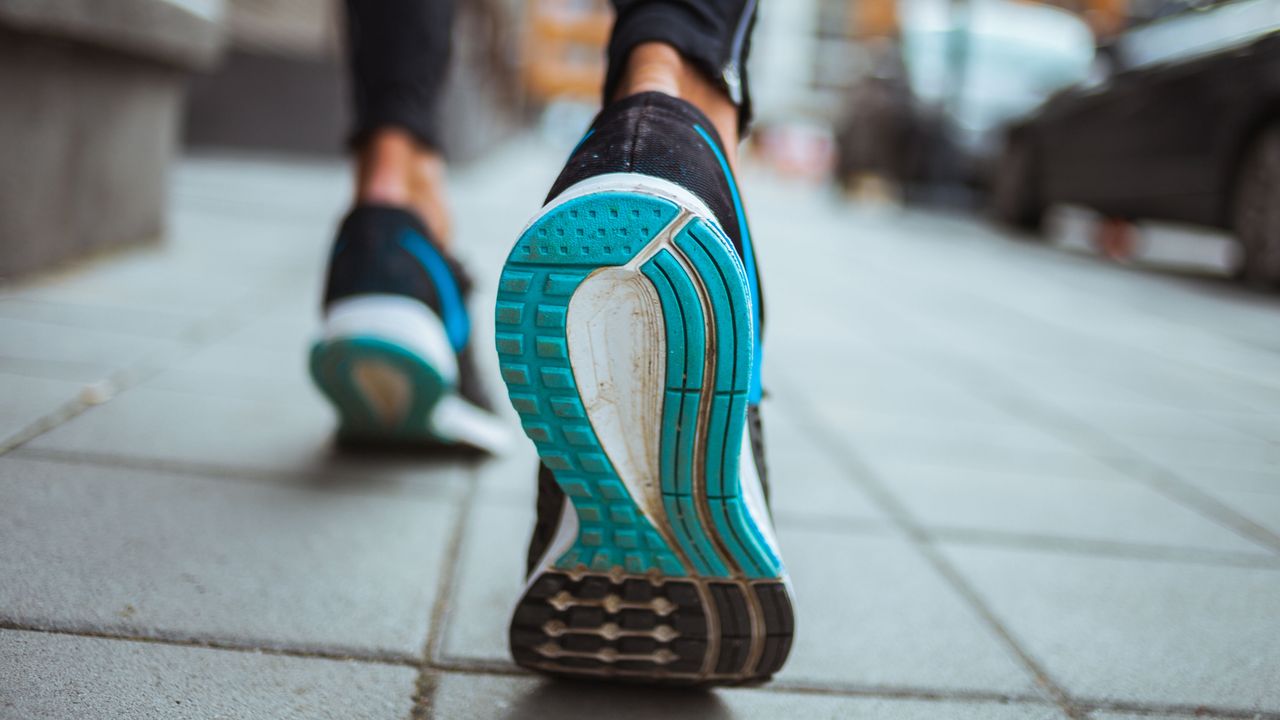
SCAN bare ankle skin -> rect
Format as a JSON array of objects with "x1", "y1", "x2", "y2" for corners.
[
  {"x1": 354, "y1": 128, "x2": 453, "y2": 246},
  {"x1": 615, "y1": 42, "x2": 741, "y2": 167}
]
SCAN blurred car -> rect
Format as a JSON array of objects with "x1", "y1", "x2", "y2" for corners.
[
  {"x1": 992, "y1": 0, "x2": 1280, "y2": 285},
  {"x1": 835, "y1": 0, "x2": 1094, "y2": 201}
]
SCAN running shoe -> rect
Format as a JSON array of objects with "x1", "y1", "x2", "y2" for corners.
[
  {"x1": 311, "y1": 205, "x2": 507, "y2": 454},
  {"x1": 497, "y1": 92, "x2": 794, "y2": 684}
]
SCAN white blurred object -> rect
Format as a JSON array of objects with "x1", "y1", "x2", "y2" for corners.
[
  {"x1": 539, "y1": 97, "x2": 600, "y2": 155},
  {"x1": 753, "y1": 121, "x2": 835, "y2": 180},
  {"x1": 899, "y1": 0, "x2": 1095, "y2": 159},
  {"x1": 1121, "y1": 0, "x2": 1280, "y2": 70}
]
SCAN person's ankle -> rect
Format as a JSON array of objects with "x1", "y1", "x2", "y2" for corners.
[
  {"x1": 355, "y1": 128, "x2": 453, "y2": 246},
  {"x1": 615, "y1": 42, "x2": 741, "y2": 166}
]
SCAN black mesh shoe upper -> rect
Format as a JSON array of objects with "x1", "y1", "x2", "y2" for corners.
[
  {"x1": 547, "y1": 92, "x2": 749, "y2": 263},
  {"x1": 323, "y1": 206, "x2": 471, "y2": 314},
  {"x1": 322, "y1": 205, "x2": 493, "y2": 412}
]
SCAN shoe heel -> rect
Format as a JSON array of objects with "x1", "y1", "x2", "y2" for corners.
[
  {"x1": 311, "y1": 294, "x2": 454, "y2": 441},
  {"x1": 499, "y1": 176, "x2": 794, "y2": 683},
  {"x1": 509, "y1": 570, "x2": 793, "y2": 683}
]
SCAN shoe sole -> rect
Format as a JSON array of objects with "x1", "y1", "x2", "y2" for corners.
[
  {"x1": 496, "y1": 174, "x2": 794, "y2": 685},
  {"x1": 311, "y1": 294, "x2": 453, "y2": 443}
]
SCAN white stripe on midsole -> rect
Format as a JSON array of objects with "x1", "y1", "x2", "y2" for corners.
[{"x1": 318, "y1": 294, "x2": 458, "y2": 383}]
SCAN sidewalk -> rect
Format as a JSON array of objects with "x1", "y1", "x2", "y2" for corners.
[{"x1": 2, "y1": 142, "x2": 1278, "y2": 719}]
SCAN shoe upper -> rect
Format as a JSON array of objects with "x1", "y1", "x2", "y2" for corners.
[
  {"x1": 323, "y1": 205, "x2": 494, "y2": 412},
  {"x1": 546, "y1": 93, "x2": 765, "y2": 381},
  {"x1": 525, "y1": 92, "x2": 773, "y2": 576}
]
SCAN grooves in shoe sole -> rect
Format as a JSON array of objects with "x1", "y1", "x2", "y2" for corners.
[
  {"x1": 510, "y1": 571, "x2": 793, "y2": 683},
  {"x1": 496, "y1": 186, "x2": 792, "y2": 683},
  {"x1": 310, "y1": 336, "x2": 447, "y2": 441}
]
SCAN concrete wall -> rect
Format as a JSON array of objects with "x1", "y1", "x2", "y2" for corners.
[{"x1": 0, "y1": 0, "x2": 222, "y2": 281}]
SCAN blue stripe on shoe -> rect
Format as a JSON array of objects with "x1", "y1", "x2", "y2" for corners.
[
  {"x1": 568, "y1": 128, "x2": 595, "y2": 159},
  {"x1": 398, "y1": 229, "x2": 470, "y2": 351},
  {"x1": 692, "y1": 124, "x2": 762, "y2": 405}
]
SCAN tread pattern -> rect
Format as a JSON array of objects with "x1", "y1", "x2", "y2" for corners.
[
  {"x1": 509, "y1": 571, "x2": 793, "y2": 683},
  {"x1": 669, "y1": 223, "x2": 781, "y2": 578},
  {"x1": 497, "y1": 193, "x2": 687, "y2": 575}
]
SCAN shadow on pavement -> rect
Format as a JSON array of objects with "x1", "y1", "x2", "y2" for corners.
[{"x1": 502, "y1": 678, "x2": 733, "y2": 720}]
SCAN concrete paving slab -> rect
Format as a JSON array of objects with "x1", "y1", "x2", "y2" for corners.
[
  {"x1": 439, "y1": 501, "x2": 530, "y2": 665},
  {"x1": 24, "y1": 385, "x2": 473, "y2": 495},
  {"x1": 886, "y1": 465, "x2": 1269, "y2": 555},
  {"x1": 0, "y1": 630, "x2": 417, "y2": 720},
  {"x1": 474, "y1": 444, "x2": 541, "y2": 507},
  {"x1": 1199, "y1": 488, "x2": 1280, "y2": 537},
  {"x1": 774, "y1": 526, "x2": 1035, "y2": 694},
  {"x1": 144, "y1": 339, "x2": 320, "y2": 403},
  {"x1": 1088, "y1": 714, "x2": 1196, "y2": 720},
  {"x1": 942, "y1": 544, "x2": 1280, "y2": 712},
  {"x1": 760, "y1": 408, "x2": 889, "y2": 525},
  {"x1": 1113, "y1": 433, "x2": 1280, "y2": 475},
  {"x1": 428, "y1": 672, "x2": 1067, "y2": 719},
  {"x1": 0, "y1": 373, "x2": 80, "y2": 445},
  {"x1": 218, "y1": 302, "x2": 332, "y2": 353},
  {"x1": 1174, "y1": 465, "x2": 1280, "y2": 497},
  {"x1": 0, "y1": 296, "x2": 197, "y2": 339},
  {"x1": 439, "y1": 501, "x2": 1013, "y2": 695},
  {"x1": 11, "y1": 250, "x2": 263, "y2": 317},
  {"x1": 0, "y1": 316, "x2": 183, "y2": 382},
  {"x1": 0, "y1": 455, "x2": 458, "y2": 659},
  {"x1": 853, "y1": 435, "x2": 1124, "y2": 485}
]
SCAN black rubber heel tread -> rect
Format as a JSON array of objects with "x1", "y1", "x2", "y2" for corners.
[{"x1": 510, "y1": 571, "x2": 793, "y2": 685}]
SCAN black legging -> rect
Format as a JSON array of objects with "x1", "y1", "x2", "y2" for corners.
[{"x1": 344, "y1": 0, "x2": 759, "y2": 152}]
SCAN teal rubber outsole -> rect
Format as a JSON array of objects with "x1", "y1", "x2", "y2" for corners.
[
  {"x1": 496, "y1": 190, "x2": 782, "y2": 581},
  {"x1": 310, "y1": 336, "x2": 447, "y2": 442}
]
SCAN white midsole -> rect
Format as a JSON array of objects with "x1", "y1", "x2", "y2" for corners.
[
  {"x1": 318, "y1": 294, "x2": 458, "y2": 383},
  {"x1": 429, "y1": 394, "x2": 510, "y2": 454}
]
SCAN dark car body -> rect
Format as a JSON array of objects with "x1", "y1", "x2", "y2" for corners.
[{"x1": 1005, "y1": 1, "x2": 1280, "y2": 231}]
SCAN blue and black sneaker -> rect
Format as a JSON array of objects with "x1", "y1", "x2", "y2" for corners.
[
  {"x1": 311, "y1": 205, "x2": 507, "y2": 454},
  {"x1": 497, "y1": 92, "x2": 794, "y2": 684}
]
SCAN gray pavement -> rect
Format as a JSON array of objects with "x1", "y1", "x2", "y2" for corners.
[{"x1": 2, "y1": 143, "x2": 1278, "y2": 719}]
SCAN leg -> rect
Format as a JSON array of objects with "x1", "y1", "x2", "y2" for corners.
[
  {"x1": 345, "y1": 0, "x2": 456, "y2": 243},
  {"x1": 308, "y1": 0, "x2": 507, "y2": 455},
  {"x1": 608, "y1": 0, "x2": 759, "y2": 162}
]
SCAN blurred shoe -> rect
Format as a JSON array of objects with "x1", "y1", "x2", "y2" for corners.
[
  {"x1": 310, "y1": 205, "x2": 507, "y2": 454},
  {"x1": 497, "y1": 92, "x2": 793, "y2": 684}
]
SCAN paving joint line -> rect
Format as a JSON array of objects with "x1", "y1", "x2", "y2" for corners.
[
  {"x1": 939, "y1": 358, "x2": 1280, "y2": 557},
  {"x1": 836, "y1": 249, "x2": 1280, "y2": 557},
  {"x1": 410, "y1": 470, "x2": 482, "y2": 719},
  {"x1": 8, "y1": 446, "x2": 471, "y2": 505},
  {"x1": 1074, "y1": 697, "x2": 1280, "y2": 719},
  {"x1": 774, "y1": 386, "x2": 1088, "y2": 719},
  {"x1": 0, "y1": 621, "x2": 418, "y2": 668},
  {"x1": 7, "y1": 621, "x2": 1272, "y2": 716},
  {"x1": 927, "y1": 526, "x2": 1280, "y2": 570},
  {"x1": 426, "y1": 654, "x2": 1053, "y2": 705},
  {"x1": 0, "y1": 287, "x2": 297, "y2": 459}
]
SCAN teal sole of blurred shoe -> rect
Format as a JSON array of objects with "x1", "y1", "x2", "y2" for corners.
[
  {"x1": 497, "y1": 174, "x2": 793, "y2": 684},
  {"x1": 310, "y1": 335, "x2": 447, "y2": 442}
]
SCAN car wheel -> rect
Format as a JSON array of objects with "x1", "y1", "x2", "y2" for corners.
[
  {"x1": 991, "y1": 132, "x2": 1045, "y2": 235},
  {"x1": 1234, "y1": 123, "x2": 1280, "y2": 287}
]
